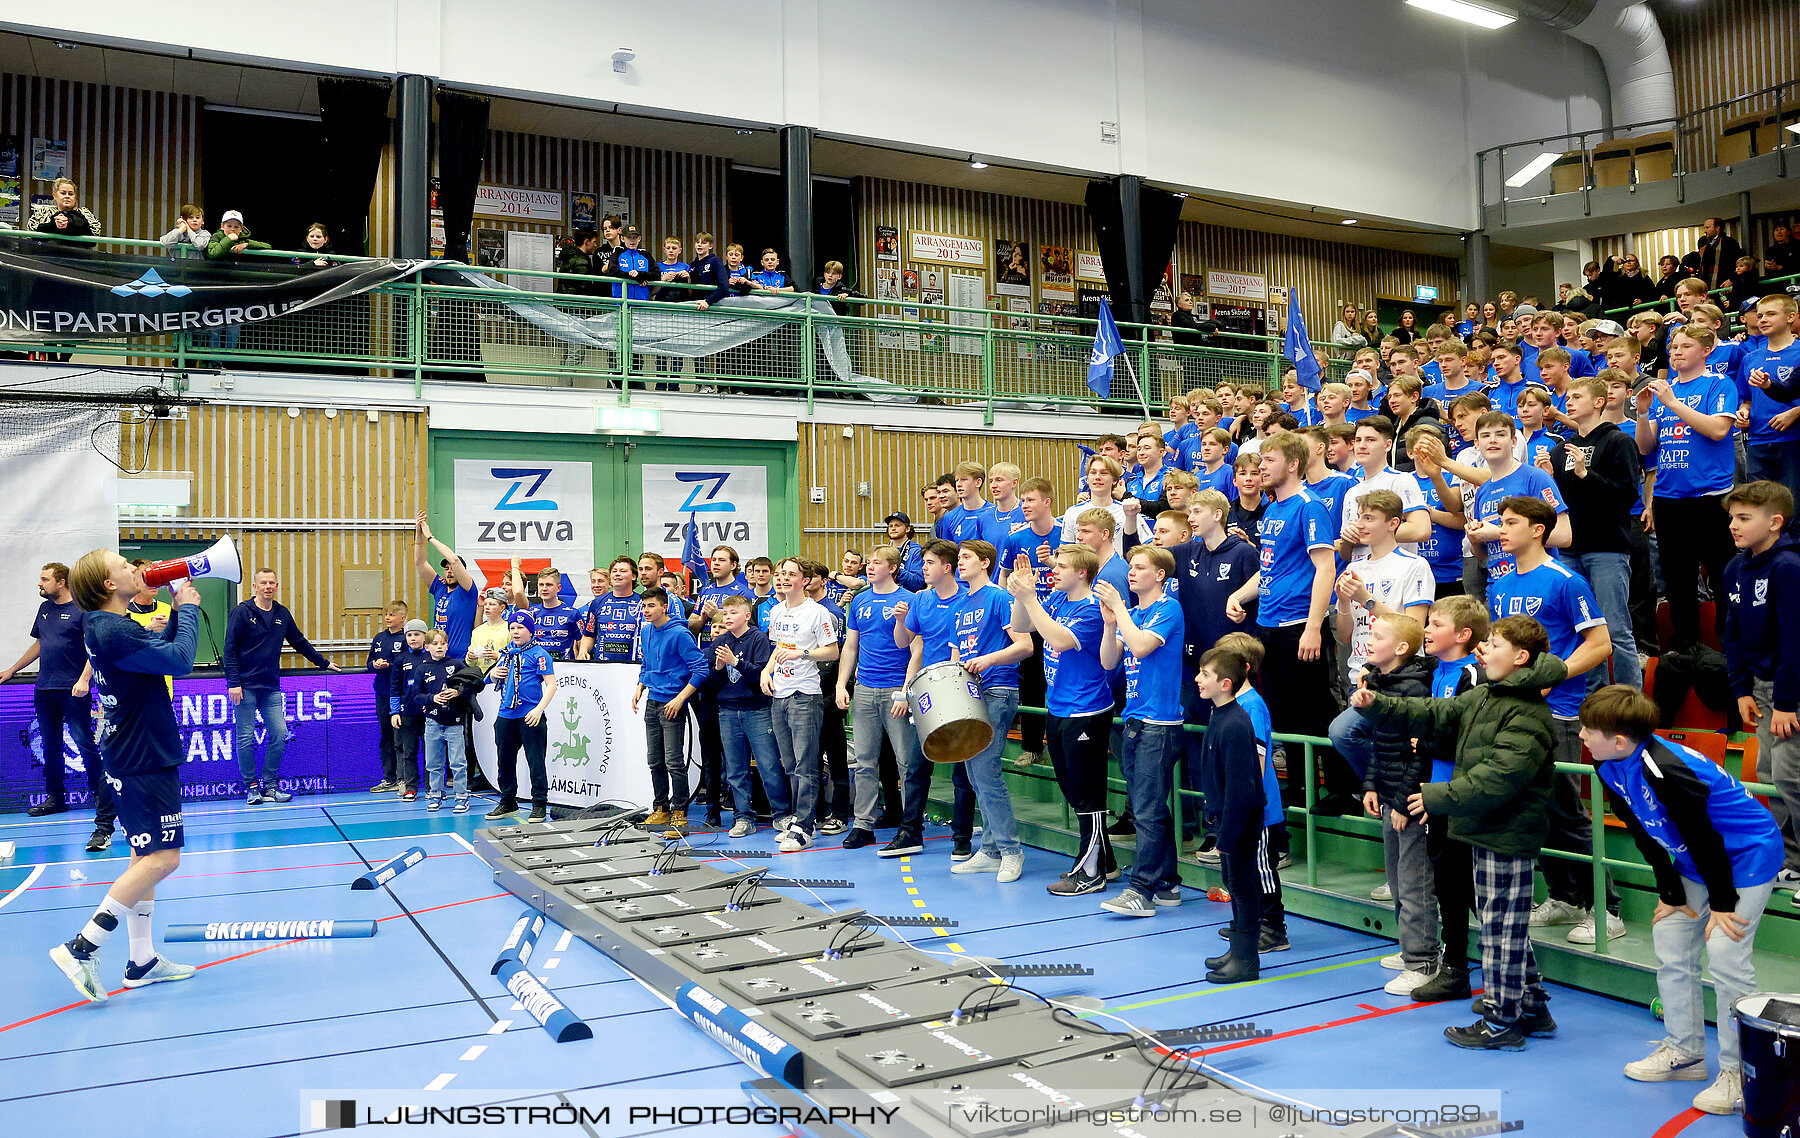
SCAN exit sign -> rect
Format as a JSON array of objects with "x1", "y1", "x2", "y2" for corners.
[{"x1": 1413, "y1": 285, "x2": 1439, "y2": 303}]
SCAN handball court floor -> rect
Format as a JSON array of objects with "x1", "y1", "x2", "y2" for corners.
[{"x1": 0, "y1": 792, "x2": 1741, "y2": 1137}]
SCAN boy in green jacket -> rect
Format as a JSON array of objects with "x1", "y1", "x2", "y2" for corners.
[{"x1": 1351, "y1": 613, "x2": 1565, "y2": 1051}]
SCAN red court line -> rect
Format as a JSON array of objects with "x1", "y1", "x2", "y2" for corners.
[
  {"x1": 20, "y1": 853, "x2": 475, "y2": 893},
  {"x1": 0, "y1": 891, "x2": 511, "y2": 1036},
  {"x1": 1651, "y1": 1109, "x2": 1704, "y2": 1138},
  {"x1": 1201, "y1": 987, "x2": 1489, "y2": 1056}
]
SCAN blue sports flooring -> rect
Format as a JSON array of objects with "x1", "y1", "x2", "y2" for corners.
[{"x1": 0, "y1": 792, "x2": 1738, "y2": 1136}]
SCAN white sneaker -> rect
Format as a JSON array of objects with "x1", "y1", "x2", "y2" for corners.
[
  {"x1": 1380, "y1": 953, "x2": 1405, "y2": 971},
  {"x1": 49, "y1": 944, "x2": 107, "y2": 1003},
  {"x1": 1623, "y1": 1042, "x2": 1708, "y2": 1082},
  {"x1": 776, "y1": 827, "x2": 812, "y2": 853},
  {"x1": 997, "y1": 852, "x2": 1024, "y2": 883},
  {"x1": 952, "y1": 850, "x2": 1003, "y2": 874},
  {"x1": 1692, "y1": 1067, "x2": 1744, "y2": 1115},
  {"x1": 728, "y1": 818, "x2": 755, "y2": 838},
  {"x1": 1370, "y1": 882, "x2": 1392, "y2": 902},
  {"x1": 1777, "y1": 868, "x2": 1800, "y2": 885},
  {"x1": 122, "y1": 955, "x2": 197, "y2": 988},
  {"x1": 1384, "y1": 969, "x2": 1433, "y2": 996},
  {"x1": 1567, "y1": 911, "x2": 1627, "y2": 944},
  {"x1": 1529, "y1": 898, "x2": 1588, "y2": 927}
]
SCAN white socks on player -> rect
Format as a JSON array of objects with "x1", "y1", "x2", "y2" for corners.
[
  {"x1": 73, "y1": 895, "x2": 133, "y2": 956},
  {"x1": 128, "y1": 900, "x2": 156, "y2": 966}
]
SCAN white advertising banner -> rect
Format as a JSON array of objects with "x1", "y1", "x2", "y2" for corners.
[
  {"x1": 453, "y1": 459, "x2": 595, "y2": 587},
  {"x1": 473, "y1": 663, "x2": 695, "y2": 809},
  {"x1": 1206, "y1": 269, "x2": 1268, "y2": 302},
  {"x1": 1075, "y1": 251, "x2": 1107, "y2": 282},
  {"x1": 908, "y1": 229, "x2": 986, "y2": 268},
  {"x1": 639, "y1": 464, "x2": 770, "y2": 560},
  {"x1": 474, "y1": 184, "x2": 566, "y2": 223}
]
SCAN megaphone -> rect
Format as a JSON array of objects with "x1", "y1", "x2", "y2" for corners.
[{"x1": 142, "y1": 535, "x2": 242, "y2": 589}]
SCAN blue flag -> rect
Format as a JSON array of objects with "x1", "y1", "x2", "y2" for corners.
[
  {"x1": 681, "y1": 513, "x2": 706, "y2": 585},
  {"x1": 1284, "y1": 289, "x2": 1322, "y2": 392},
  {"x1": 1075, "y1": 443, "x2": 1095, "y2": 495},
  {"x1": 1087, "y1": 299, "x2": 1126, "y2": 399}
]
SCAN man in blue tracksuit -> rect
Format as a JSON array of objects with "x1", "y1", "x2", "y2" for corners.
[
  {"x1": 1583, "y1": 684, "x2": 1782, "y2": 1117},
  {"x1": 222, "y1": 568, "x2": 338, "y2": 805}
]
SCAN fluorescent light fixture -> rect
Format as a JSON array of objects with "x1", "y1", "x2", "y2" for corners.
[
  {"x1": 1787, "y1": 123, "x2": 1800, "y2": 136},
  {"x1": 1341, "y1": 219, "x2": 1359, "y2": 225},
  {"x1": 969, "y1": 160, "x2": 988, "y2": 169},
  {"x1": 1405, "y1": 0, "x2": 1516, "y2": 30},
  {"x1": 597, "y1": 404, "x2": 661, "y2": 434},
  {"x1": 1505, "y1": 151, "x2": 1558, "y2": 187}
]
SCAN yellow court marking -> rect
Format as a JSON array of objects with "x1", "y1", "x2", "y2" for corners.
[
  {"x1": 913, "y1": 899, "x2": 927, "y2": 908},
  {"x1": 902, "y1": 876, "x2": 914, "y2": 884},
  {"x1": 947, "y1": 943, "x2": 965, "y2": 953},
  {"x1": 906, "y1": 887, "x2": 918, "y2": 895}
]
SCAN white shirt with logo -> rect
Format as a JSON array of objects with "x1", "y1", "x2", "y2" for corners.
[
  {"x1": 1343, "y1": 547, "x2": 1434, "y2": 682},
  {"x1": 767, "y1": 598, "x2": 837, "y2": 698}
]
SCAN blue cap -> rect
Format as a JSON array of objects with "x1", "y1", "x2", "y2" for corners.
[{"x1": 508, "y1": 611, "x2": 536, "y2": 637}]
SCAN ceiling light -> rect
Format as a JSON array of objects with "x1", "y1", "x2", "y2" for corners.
[
  {"x1": 1505, "y1": 151, "x2": 1558, "y2": 187},
  {"x1": 53, "y1": 40, "x2": 80, "y2": 50},
  {"x1": 1787, "y1": 123, "x2": 1800, "y2": 136},
  {"x1": 1405, "y1": 0, "x2": 1516, "y2": 30},
  {"x1": 969, "y1": 160, "x2": 988, "y2": 170},
  {"x1": 735, "y1": 129, "x2": 754, "y2": 136},
  {"x1": 1341, "y1": 219, "x2": 1359, "y2": 225}
]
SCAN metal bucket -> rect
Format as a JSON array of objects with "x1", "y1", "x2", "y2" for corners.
[
  {"x1": 907, "y1": 662, "x2": 992, "y2": 764},
  {"x1": 1736, "y1": 993, "x2": 1800, "y2": 1137}
]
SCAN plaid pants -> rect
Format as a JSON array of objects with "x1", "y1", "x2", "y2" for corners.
[{"x1": 1472, "y1": 847, "x2": 1548, "y2": 1027}]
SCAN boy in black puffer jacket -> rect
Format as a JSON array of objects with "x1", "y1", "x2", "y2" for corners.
[{"x1": 1356, "y1": 613, "x2": 1436, "y2": 997}]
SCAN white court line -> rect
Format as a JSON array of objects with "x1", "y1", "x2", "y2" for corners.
[
  {"x1": 424, "y1": 1073, "x2": 456, "y2": 1091},
  {"x1": 542, "y1": 958, "x2": 560, "y2": 970},
  {"x1": 0, "y1": 794, "x2": 406, "y2": 831},
  {"x1": 13, "y1": 831, "x2": 467, "y2": 872},
  {"x1": 0, "y1": 865, "x2": 45, "y2": 911},
  {"x1": 486, "y1": 1019, "x2": 512, "y2": 1034},
  {"x1": 554, "y1": 930, "x2": 572, "y2": 952},
  {"x1": 449, "y1": 832, "x2": 477, "y2": 854},
  {"x1": 458, "y1": 1045, "x2": 487, "y2": 1062}
]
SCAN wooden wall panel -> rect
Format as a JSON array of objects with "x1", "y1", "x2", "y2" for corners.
[
  {"x1": 795, "y1": 422, "x2": 1093, "y2": 567},
  {"x1": 1655, "y1": 0, "x2": 1800, "y2": 170},
  {"x1": 118, "y1": 404, "x2": 428, "y2": 667}
]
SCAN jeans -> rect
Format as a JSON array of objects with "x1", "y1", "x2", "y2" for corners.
[
  {"x1": 233, "y1": 687, "x2": 288, "y2": 788},
  {"x1": 1655, "y1": 493, "x2": 1736, "y2": 650},
  {"x1": 851, "y1": 685, "x2": 919, "y2": 831},
  {"x1": 772, "y1": 693, "x2": 823, "y2": 833},
  {"x1": 963, "y1": 688, "x2": 1021, "y2": 858},
  {"x1": 1120, "y1": 720, "x2": 1179, "y2": 895},
  {"x1": 1753, "y1": 678, "x2": 1800, "y2": 872},
  {"x1": 1328, "y1": 705, "x2": 1376, "y2": 783},
  {"x1": 719, "y1": 703, "x2": 784, "y2": 823},
  {"x1": 393, "y1": 715, "x2": 423, "y2": 792},
  {"x1": 34, "y1": 687, "x2": 114, "y2": 828},
  {"x1": 494, "y1": 714, "x2": 548, "y2": 807},
  {"x1": 1746, "y1": 439, "x2": 1800, "y2": 505},
  {"x1": 1569, "y1": 551, "x2": 1641, "y2": 690},
  {"x1": 1657, "y1": 877, "x2": 1775, "y2": 1071},
  {"x1": 1625, "y1": 515, "x2": 1661, "y2": 655},
  {"x1": 1382, "y1": 805, "x2": 1439, "y2": 971},
  {"x1": 422, "y1": 720, "x2": 467, "y2": 799},
  {"x1": 644, "y1": 699, "x2": 690, "y2": 811}
]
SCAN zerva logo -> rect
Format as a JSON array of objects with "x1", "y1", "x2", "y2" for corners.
[
  {"x1": 676, "y1": 472, "x2": 737, "y2": 514},
  {"x1": 491, "y1": 467, "x2": 557, "y2": 511}
]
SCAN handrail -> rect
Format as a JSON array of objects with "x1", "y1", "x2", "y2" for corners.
[
  {"x1": 1476, "y1": 75, "x2": 1799, "y2": 162},
  {"x1": 1601, "y1": 268, "x2": 1800, "y2": 321}
]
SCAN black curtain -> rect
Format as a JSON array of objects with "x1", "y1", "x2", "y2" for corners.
[
  {"x1": 435, "y1": 91, "x2": 490, "y2": 264},
  {"x1": 1084, "y1": 178, "x2": 1183, "y2": 328},
  {"x1": 317, "y1": 78, "x2": 392, "y2": 257}
]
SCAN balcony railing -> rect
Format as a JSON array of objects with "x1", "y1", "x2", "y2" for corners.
[{"x1": 0, "y1": 232, "x2": 1361, "y2": 423}]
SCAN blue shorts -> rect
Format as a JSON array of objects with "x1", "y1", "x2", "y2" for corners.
[{"x1": 112, "y1": 767, "x2": 185, "y2": 853}]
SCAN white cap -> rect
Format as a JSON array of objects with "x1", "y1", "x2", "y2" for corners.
[{"x1": 221, "y1": 210, "x2": 244, "y2": 224}]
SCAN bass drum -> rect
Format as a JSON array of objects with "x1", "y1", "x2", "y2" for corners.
[{"x1": 906, "y1": 662, "x2": 992, "y2": 763}]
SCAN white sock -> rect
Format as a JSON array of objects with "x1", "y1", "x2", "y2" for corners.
[
  {"x1": 74, "y1": 895, "x2": 133, "y2": 955},
  {"x1": 127, "y1": 900, "x2": 155, "y2": 966}
]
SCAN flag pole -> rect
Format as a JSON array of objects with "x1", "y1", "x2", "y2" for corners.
[{"x1": 1116, "y1": 347, "x2": 1151, "y2": 421}]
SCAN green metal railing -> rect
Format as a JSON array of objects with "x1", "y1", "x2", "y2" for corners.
[
  {"x1": 1, "y1": 231, "x2": 1356, "y2": 422},
  {"x1": 988, "y1": 705, "x2": 1786, "y2": 961},
  {"x1": 1602, "y1": 268, "x2": 1800, "y2": 323}
]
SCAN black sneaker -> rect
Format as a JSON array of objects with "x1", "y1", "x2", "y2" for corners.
[
  {"x1": 950, "y1": 840, "x2": 973, "y2": 862},
  {"x1": 1046, "y1": 869, "x2": 1106, "y2": 896},
  {"x1": 1105, "y1": 814, "x2": 1136, "y2": 836},
  {"x1": 1518, "y1": 1005, "x2": 1558, "y2": 1038},
  {"x1": 484, "y1": 801, "x2": 520, "y2": 821},
  {"x1": 1411, "y1": 967, "x2": 1472, "y2": 1003},
  {"x1": 704, "y1": 814, "x2": 724, "y2": 829},
  {"x1": 842, "y1": 828, "x2": 876, "y2": 850},
  {"x1": 1309, "y1": 793, "x2": 1362, "y2": 817},
  {"x1": 27, "y1": 799, "x2": 68, "y2": 817},
  {"x1": 84, "y1": 829, "x2": 110, "y2": 853},
  {"x1": 879, "y1": 832, "x2": 924, "y2": 858},
  {"x1": 1258, "y1": 927, "x2": 1291, "y2": 953},
  {"x1": 264, "y1": 785, "x2": 293, "y2": 804},
  {"x1": 527, "y1": 805, "x2": 548, "y2": 823},
  {"x1": 1444, "y1": 1018, "x2": 1526, "y2": 1051}
]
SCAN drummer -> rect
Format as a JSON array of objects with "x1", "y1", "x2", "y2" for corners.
[
  {"x1": 894, "y1": 539, "x2": 977, "y2": 861},
  {"x1": 949, "y1": 539, "x2": 1033, "y2": 884}
]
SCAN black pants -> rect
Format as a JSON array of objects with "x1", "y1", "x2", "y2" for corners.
[
  {"x1": 1219, "y1": 827, "x2": 1262, "y2": 941},
  {"x1": 1048, "y1": 710, "x2": 1115, "y2": 876},
  {"x1": 494, "y1": 715, "x2": 548, "y2": 808},
  {"x1": 1256, "y1": 622, "x2": 1351, "y2": 797},
  {"x1": 393, "y1": 715, "x2": 423, "y2": 792},
  {"x1": 1179, "y1": 671, "x2": 1209, "y2": 841},
  {"x1": 376, "y1": 687, "x2": 397, "y2": 782},
  {"x1": 1624, "y1": 514, "x2": 1661, "y2": 655},
  {"x1": 35, "y1": 687, "x2": 114, "y2": 829},
  {"x1": 1016, "y1": 631, "x2": 1047, "y2": 753},
  {"x1": 819, "y1": 664, "x2": 851, "y2": 821},
  {"x1": 1655, "y1": 492, "x2": 1736, "y2": 651},
  {"x1": 1427, "y1": 815, "x2": 1474, "y2": 965},
  {"x1": 692, "y1": 689, "x2": 725, "y2": 817},
  {"x1": 1256, "y1": 825, "x2": 1286, "y2": 935}
]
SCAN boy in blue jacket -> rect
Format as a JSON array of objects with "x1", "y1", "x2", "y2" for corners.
[
  {"x1": 634, "y1": 587, "x2": 707, "y2": 835},
  {"x1": 1195, "y1": 642, "x2": 1265, "y2": 984},
  {"x1": 387, "y1": 619, "x2": 430, "y2": 801},
  {"x1": 1723, "y1": 480, "x2": 1800, "y2": 890},
  {"x1": 1582, "y1": 684, "x2": 1782, "y2": 1117}
]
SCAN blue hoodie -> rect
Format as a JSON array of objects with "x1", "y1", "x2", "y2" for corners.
[{"x1": 1724, "y1": 532, "x2": 1800, "y2": 713}]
